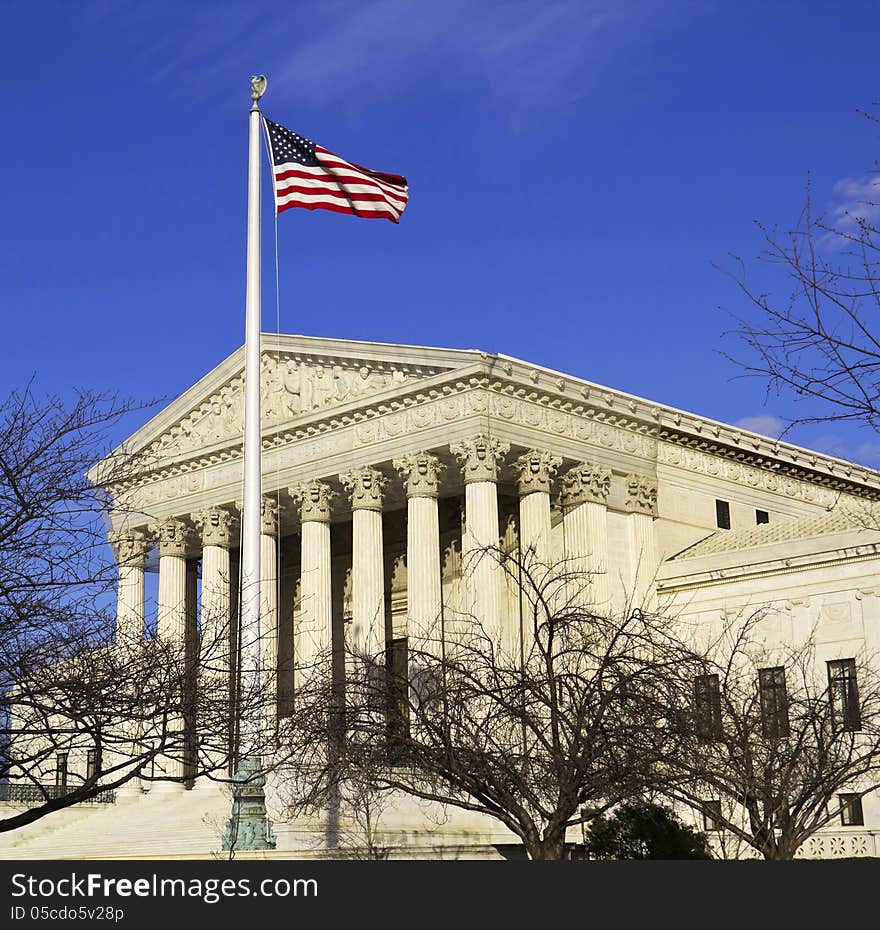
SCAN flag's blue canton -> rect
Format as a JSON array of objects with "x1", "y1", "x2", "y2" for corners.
[{"x1": 265, "y1": 119, "x2": 319, "y2": 167}]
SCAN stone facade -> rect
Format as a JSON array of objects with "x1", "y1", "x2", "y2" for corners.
[{"x1": 5, "y1": 334, "x2": 880, "y2": 859}]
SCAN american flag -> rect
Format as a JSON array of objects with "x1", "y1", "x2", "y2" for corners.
[{"x1": 264, "y1": 119, "x2": 408, "y2": 223}]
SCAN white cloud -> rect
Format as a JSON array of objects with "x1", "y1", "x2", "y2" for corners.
[
  {"x1": 798, "y1": 432, "x2": 880, "y2": 468},
  {"x1": 734, "y1": 414, "x2": 785, "y2": 439},
  {"x1": 823, "y1": 175, "x2": 880, "y2": 245},
  {"x1": 92, "y1": 0, "x2": 683, "y2": 118},
  {"x1": 855, "y1": 441, "x2": 880, "y2": 467}
]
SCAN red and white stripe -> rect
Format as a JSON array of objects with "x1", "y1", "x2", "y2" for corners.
[{"x1": 273, "y1": 145, "x2": 408, "y2": 223}]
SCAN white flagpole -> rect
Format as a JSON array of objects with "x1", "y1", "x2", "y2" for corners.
[
  {"x1": 223, "y1": 74, "x2": 275, "y2": 851},
  {"x1": 240, "y1": 74, "x2": 266, "y2": 760}
]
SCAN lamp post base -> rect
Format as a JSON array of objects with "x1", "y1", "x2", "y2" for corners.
[{"x1": 221, "y1": 757, "x2": 276, "y2": 852}]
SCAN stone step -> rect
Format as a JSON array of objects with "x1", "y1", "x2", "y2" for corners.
[
  {"x1": 0, "y1": 786, "x2": 512, "y2": 860},
  {"x1": 0, "y1": 788, "x2": 234, "y2": 859}
]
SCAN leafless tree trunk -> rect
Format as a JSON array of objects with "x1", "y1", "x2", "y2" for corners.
[
  {"x1": 658, "y1": 612, "x2": 880, "y2": 860},
  {"x1": 0, "y1": 384, "x2": 286, "y2": 832},
  {"x1": 723, "y1": 106, "x2": 880, "y2": 436},
  {"x1": 283, "y1": 548, "x2": 696, "y2": 860}
]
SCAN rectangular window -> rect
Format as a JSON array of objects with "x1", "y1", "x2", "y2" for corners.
[
  {"x1": 694, "y1": 674, "x2": 723, "y2": 740},
  {"x1": 715, "y1": 500, "x2": 731, "y2": 530},
  {"x1": 839, "y1": 794, "x2": 864, "y2": 826},
  {"x1": 756, "y1": 509, "x2": 769, "y2": 525},
  {"x1": 828, "y1": 659, "x2": 861, "y2": 732},
  {"x1": 758, "y1": 667, "x2": 790, "y2": 739},
  {"x1": 55, "y1": 752, "x2": 68, "y2": 789},
  {"x1": 386, "y1": 637, "x2": 410, "y2": 748},
  {"x1": 86, "y1": 749, "x2": 98, "y2": 781},
  {"x1": 703, "y1": 799, "x2": 723, "y2": 832}
]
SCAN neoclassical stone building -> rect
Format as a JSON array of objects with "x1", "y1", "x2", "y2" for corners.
[{"x1": 3, "y1": 333, "x2": 880, "y2": 859}]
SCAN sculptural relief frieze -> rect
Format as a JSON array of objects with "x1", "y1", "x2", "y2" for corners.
[
  {"x1": 148, "y1": 354, "x2": 431, "y2": 460},
  {"x1": 118, "y1": 362, "x2": 876, "y2": 517},
  {"x1": 657, "y1": 442, "x2": 844, "y2": 507}
]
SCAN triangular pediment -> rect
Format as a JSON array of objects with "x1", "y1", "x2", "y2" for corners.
[
  {"x1": 94, "y1": 333, "x2": 880, "y2": 505},
  {"x1": 119, "y1": 334, "x2": 482, "y2": 467}
]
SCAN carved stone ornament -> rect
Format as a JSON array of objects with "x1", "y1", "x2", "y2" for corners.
[
  {"x1": 450, "y1": 434, "x2": 510, "y2": 484},
  {"x1": 560, "y1": 462, "x2": 612, "y2": 507},
  {"x1": 261, "y1": 496, "x2": 281, "y2": 535},
  {"x1": 624, "y1": 474, "x2": 658, "y2": 516},
  {"x1": 192, "y1": 506, "x2": 234, "y2": 548},
  {"x1": 150, "y1": 518, "x2": 190, "y2": 557},
  {"x1": 340, "y1": 466, "x2": 387, "y2": 511},
  {"x1": 513, "y1": 449, "x2": 562, "y2": 497},
  {"x1": 110, "y1": 529, "x2": 150, "y2": 568},
  {"x1": 151, "y1": 354, "x2": 422, "y2": 459},
  {"x1": 289, "y1": 480, "x2": 334, "y2": 523},
  {"x1": 394, "y1": 451, "x2": 445, "y2": 498}
]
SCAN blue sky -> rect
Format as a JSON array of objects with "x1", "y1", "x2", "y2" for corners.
[{"x1": 3, "y1": 1, "x2": 880, "y2": 463}]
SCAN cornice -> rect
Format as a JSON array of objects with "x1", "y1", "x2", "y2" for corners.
[
  {"x1": 487, "y1": 355, "x2": 880, "y2": 497},
  {"x1": 99, "y1": 349, "x2": 880, "y2": 504},
  {"x1": 658, "y1": 544, "x2": 880, "y2": 594}
]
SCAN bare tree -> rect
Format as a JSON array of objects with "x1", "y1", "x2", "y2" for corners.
[
  {"x1": 723, "y1": 107, "x2": 880, "y2": 435},
  {"x1": 3, "y1": 615, "x2": 244, "y2": 831},
  {"x1": 0, "y1": 384, "x2": 282, "y2": 831},
  {"x1": 659, "y1": 613, "x2": 880, "y2": 860},
  {"x1": 285, "y1": 550, "x2": 694, "y2": 860}
]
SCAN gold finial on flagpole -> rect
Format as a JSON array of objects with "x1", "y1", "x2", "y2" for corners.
[{"x1": 250, "y1": 74, "x2": 267, "y2": 108}]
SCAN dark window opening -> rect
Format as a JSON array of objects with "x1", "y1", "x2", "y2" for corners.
[
  {"x1": 55, "y1": 752, "x2": 68, "y2": 789},
  {"x1": 386, "y1": 637, "x2": 410, "y2": 755},
  {"x1": 86, "y1": 749, "x2": 98, "y2": 781},
  {"x1": 703, "y1": 799, "x2": 723, "y2": 831},
  {"x1": 758, "y1": 666, "x2": 790, "y2": 739},
  {"x1": 694, "y1": 674, "x2": 723, "y2": 740},
  {"x1": 715, "y1": 500, "x2": 731, "y2": 530},
  {"x1": 828, "y1": 659, "x2": 862, "y2": 732},
  {"x1": 840, "y1": 794, "x2": 864, "y2": 826},
  {"x1": 756, "y1": 509, "x2": 769, "y2": 525}
]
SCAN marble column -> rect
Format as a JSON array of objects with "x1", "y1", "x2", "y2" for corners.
[
  {"x1": 451, "y1": 435, "x2": 509, "y2": 647},
  {"x1": 289, "y1": 480, "x2": 335, "y2": 674},
  {"x1": 112, "y1": 530, "x2": 150, "y2": 643},
  {"x1": 512, "y1": 450, "x2": 561, "y2": 657},
  {"x1": 192, "y1": 506, "x2": 234, "y2": 778},
  {"x1": 110, "y1": 528, "x2": 151, "y2": 797},
  {"x1": 151, "y1": 517, "x2": 190, "y2": 787},
  {"x1": 192, "y1": 507, "x2": 234, "y2": 681},
  {"x1": 154, "y1": 518, "x2": 190, "y2": 646},
  {"x1": 341, "y1": 466, "x2": 388, "y2": 660},
  {"x1": 625, "y1": 474, "x2": 659, "y2": 612},
  {"x1": 514, "y1": 449, "x2": 562, "y2": 565},
  {"x1": 260, "y1": 496, "x2": 280, "y2": 725},
  {"x1": 560, "y1": 462, "x2": 612, "y2": 611},
  {"x1": 394, "y1": 452, "x2": 445, "y2": 656}
]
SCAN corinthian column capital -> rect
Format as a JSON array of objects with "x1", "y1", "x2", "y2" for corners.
[
  {"x1": 110, "y1": 529, "x2": 150, "y2": 568},
  {"x1": 394, "y1": 451, "x2": 445, "y2": 498},
  {"x1": 192, "y1": 506, "x2": 235, "y2": 548},
  {"x1": 560, "y1": 462, "x2": 612, "y2": 507},
  {"x1": 149, "y1": 518, "x2": 190, "y2": 557},
  {"x1": 450, "y1": 434, "x2": 509, "y2": 483},
  {"x1": 289, "y1": 480, "x2": 334, "y2": 523},
  {"x1": 261, "y1": 495, "x2": 281, "y2": 535},
  {"x1": 513, "y1": 449, "x2": 562, "y2": 496},
  {"x1": 624, "y1": 474, "x2": 658, "y2": 516},
  {"x1": 340, "y1": 466, "x2": 387, "y2": 511}
]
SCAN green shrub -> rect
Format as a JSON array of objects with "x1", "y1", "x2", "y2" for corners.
[{"x1": 583, "y1": 801, "x2": 712, "y2": 860}]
